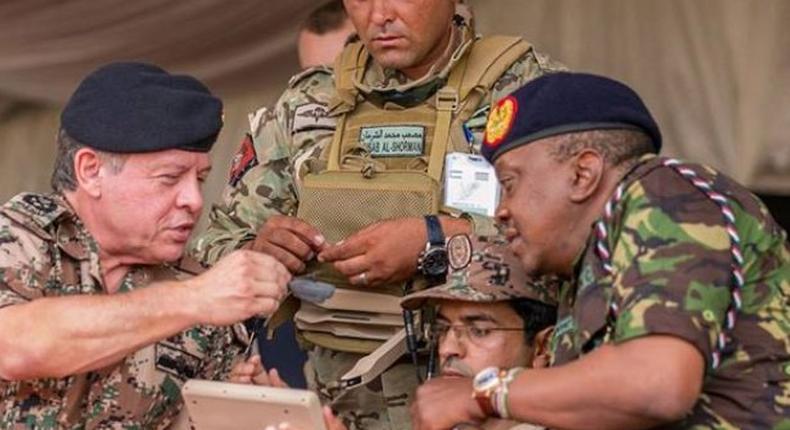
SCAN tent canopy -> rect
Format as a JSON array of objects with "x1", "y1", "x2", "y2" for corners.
[{"x1": 1, "y1": 0, "x2": 788, "y2": 208}]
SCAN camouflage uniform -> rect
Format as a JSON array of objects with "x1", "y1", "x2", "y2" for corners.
[
  {"x1": 190, "y1": 12, "x2": 564, "y2": 430},
  {"x1": 551, "y1": 155, "x2": 790, "y2": 429},
  {"x1": 0, "y1": 193, "x2": 243, "y2": 429},
  {"x1": 402, "y1": 234, "x2": 558, "y2": 430}
]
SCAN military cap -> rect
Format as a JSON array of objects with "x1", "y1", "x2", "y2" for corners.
[
  {"x1": 61, "y1": 62, "x2": 222, "y2": 153},
  {"x1": 401, "y1": 234, "x2": 559, "y2": 310},
  {"x1": 481, "y1": 72, "x2": 661, "y2": 163}
]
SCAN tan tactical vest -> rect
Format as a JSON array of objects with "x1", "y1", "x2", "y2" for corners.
[{"x1": 293, "y1": 36, "x2": 531, "y2": 353}]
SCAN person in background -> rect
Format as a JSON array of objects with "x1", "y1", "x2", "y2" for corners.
[
  {"x1": 253, "y1": 0, "x2": 357, "y2": 390},
  {"x1": 298, "y1": 0, "x2": 355, "y2": 69}
]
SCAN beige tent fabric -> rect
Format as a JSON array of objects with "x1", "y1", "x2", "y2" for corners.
[
  {"x1": 0, "y1": 0, "x2": 313, "y2": 103},
  {"x1": 469, "y1": 0, "x2": 789, "y2": 192},
  {"x1": 0, "y1": 0, "x2": 788, "y2": 213}
]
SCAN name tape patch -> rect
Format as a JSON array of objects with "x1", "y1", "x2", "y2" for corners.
[{"x1": 360, "y1": 126, "x2": 425, "y2": 157}]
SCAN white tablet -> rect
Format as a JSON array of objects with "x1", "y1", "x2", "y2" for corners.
[{"x1": 181, "y1": 379, "x2": 327, "y2": 430}]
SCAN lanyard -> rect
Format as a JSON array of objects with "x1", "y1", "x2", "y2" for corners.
[{"x1": 594, "y1": 158, "x2": 744, "y2": 369}]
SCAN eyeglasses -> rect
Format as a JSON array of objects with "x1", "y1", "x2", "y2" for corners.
[{"x1": 429, "y1": 320, "x2": 524, "y2": 347}]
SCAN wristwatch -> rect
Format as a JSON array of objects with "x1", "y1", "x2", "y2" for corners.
[
  {"x1": 472, "y1": 366, "x2": 503, "y2": 418},
  {"x1": 417, "y1": 215, "x2": 448, "y2": 285}
]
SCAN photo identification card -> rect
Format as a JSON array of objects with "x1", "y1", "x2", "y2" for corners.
[{"x1": 443, "y1": 153, "x2": 500, "y2": 217}]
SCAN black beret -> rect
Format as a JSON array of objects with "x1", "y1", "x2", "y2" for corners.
[
  {"x1": 481, "y1": 72, "x2": 661, "y2": 163},
  {"x1": 61, "y1": 62, "x2": 222, "y2": 153}
]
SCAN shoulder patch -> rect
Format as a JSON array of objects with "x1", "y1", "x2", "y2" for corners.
[
  {"x1": 288, "y1": 65, "x2": 333, "y2": 89},
  {"x1": 292, "y1": 103, "x2": 335, "y2": 134},
  {"x1": 229, "y1": 134, "x2": 258, "y2": 187},
  {"x1": 2, "y1": 193, "x2": 67, "y2": 237}
]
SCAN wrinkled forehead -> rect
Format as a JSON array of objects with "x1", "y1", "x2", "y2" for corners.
[{"x1": 125, "y1": 149, "x2": 212, "y2": 171}]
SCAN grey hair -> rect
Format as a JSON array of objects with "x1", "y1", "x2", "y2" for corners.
[
  {"x1": 547, "y1": 129, "x2": 654, "y2": 169},
  {"x1": 51, "y1": 129, "x2": 127, "y2": 192}
]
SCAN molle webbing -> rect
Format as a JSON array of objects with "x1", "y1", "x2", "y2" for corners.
[{"x1": 294, "y1": 36, "x2": 532, "y2": 354}]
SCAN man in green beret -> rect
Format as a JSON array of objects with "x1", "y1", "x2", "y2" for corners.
[
  {"x1": 0, "y1": 62, "x2": 291, "y2": 429},
  {"x1": 411, "y1": 72, "x2": 790, "y2": 429}
]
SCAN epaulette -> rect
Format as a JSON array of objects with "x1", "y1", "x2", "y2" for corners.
[
  {"x1": 288, "y1": 65, "x2": 333, "y2": 89},
  {"x1": 1, "y1": 193, "x2": 69, "y2": 240}
]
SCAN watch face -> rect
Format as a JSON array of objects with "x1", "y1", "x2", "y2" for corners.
[
  {"x1": 473, "y1": 366, "x2": 501, "y2": 391},
  {"x1": 422, "y1": 248, "x2": 448, "y2": 276}
]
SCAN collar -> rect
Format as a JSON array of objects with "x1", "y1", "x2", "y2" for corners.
[
  {"x1": 571, "y1": 153, "x2": 660, "y2": 275},
  {"x1": 2, "y1": 192, "x2": 106, "y2": 287}
]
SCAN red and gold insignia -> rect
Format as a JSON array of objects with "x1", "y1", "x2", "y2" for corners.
[
  {"x1": 229, "y1": 133, "x2": 258, "y2": 187},
  {"x1": 483, "y1": 96, "x2": 518, "y2": 148}
]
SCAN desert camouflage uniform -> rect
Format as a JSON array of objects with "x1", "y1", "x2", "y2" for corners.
[
  {"x1": 0, "y1": 193, "x2": 243, "y2": 429},
  {"x1": 551, "y1": 155, "x2": 790, "y2": 429},
  {"x1": 190, "y1": 13, "x2": 564, "y2": 430}
]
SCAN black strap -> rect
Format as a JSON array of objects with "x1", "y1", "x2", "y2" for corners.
[{"x1": 424, "y1": 215, "x2": 445, "y2": 247}]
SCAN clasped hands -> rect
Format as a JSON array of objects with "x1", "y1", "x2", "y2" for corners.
[{"x1": 249, "y1": 215, "x2": 470, "y2": 287}]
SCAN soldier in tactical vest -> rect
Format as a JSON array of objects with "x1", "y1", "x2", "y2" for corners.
[
  {"x1": 190, "y1": 1, "x2": 564, "y2": 429},
  {"x1": 411, "y1": 73, "x2": 790, "y2": 429},
  {"x1": 0, "y1": 62, "x2": 290, "y2": 429}
]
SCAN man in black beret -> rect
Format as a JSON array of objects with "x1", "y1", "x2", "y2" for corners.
[
  {"x1": 411, "y1": 72, "x2": 790, "y2": 429},
  {"x1": 0, "y1": 62, "x2": 291, "y2": 428}
]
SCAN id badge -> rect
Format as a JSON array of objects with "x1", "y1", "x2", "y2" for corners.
[{"x1": 443, "y1": 153, "x2": 500, "y2": 217}]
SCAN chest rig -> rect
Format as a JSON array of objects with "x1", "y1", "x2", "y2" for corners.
[{"x1": 294, "y1": 36, "x2": 532, "y2": 354}]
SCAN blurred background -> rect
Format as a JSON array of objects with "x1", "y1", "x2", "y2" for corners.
[{"x1": 1, "y1": 0, "x2": 788, "y2": 229}]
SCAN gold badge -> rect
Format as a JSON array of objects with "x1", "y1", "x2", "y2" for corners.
[{"x1": 484, "y1": 96, "x2": 518, "y2": 148}]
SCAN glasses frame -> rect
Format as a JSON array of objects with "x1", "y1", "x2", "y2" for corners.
[{"x1": 429, "y1": 320, "x2": 524, "y2": 346}]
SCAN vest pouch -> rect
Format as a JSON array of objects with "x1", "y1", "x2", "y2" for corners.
[{"x1": 297, "y1": 168, "x2": 441, "y2": 297}]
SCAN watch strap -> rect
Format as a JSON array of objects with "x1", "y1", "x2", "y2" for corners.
[
  {"x1": 424, "y1": 215, "x2": 445, "y2": 247},
  {"x1": 475, "y1": 393, "x2": 497, "y2": 418}
]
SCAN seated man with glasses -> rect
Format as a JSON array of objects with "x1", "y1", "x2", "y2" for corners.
[
  {"x1": 401, "y1": 233, "x2": 559, "y2": 430},
  {"x1": 272, "y1": 234, "x2": 558, "y2": 430}
]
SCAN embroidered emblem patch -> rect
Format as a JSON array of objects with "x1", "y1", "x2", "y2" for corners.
[
  {"x1": 483, "y1": 96, "x2": 518, "y2": 148},
  {"x1": 155, "y1": 342, "x2": 201, "y2": 380},
  {"x1": 229, "y1": 133, "x2": 258, "y2": 187},
  {"x1": 21, "y1": 194, "x2": 58, "y2": 215},
  {"x1": 293, "y1": 103, "x2": 335, "y2": 133},
  {"x1": 359, "y1": 126, "x2": 425, "y2": 157},
  {"x1": 447, "y1": 234, "x2": 473, "y2": 271}
]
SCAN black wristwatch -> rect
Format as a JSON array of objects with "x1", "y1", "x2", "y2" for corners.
[{"x1": 417, "y1": 215, "x2": 448, "y2": 285}]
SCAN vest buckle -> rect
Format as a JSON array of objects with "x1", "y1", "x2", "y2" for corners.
[{"x1": 436, "y1": 88, "x2": 459, "y2": 112}]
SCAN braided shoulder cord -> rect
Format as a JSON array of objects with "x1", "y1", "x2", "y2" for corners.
[{"x1": 593, "y1": 158, "x2": 744, "y2": 369}]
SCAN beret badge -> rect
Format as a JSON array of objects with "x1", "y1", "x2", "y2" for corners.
[
  {"x1": 483, "y1": 96, "x2": 518, "y2": 149},
  {"x1": 447, "y1": 234, "x2": 473, "y2": 271}
]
